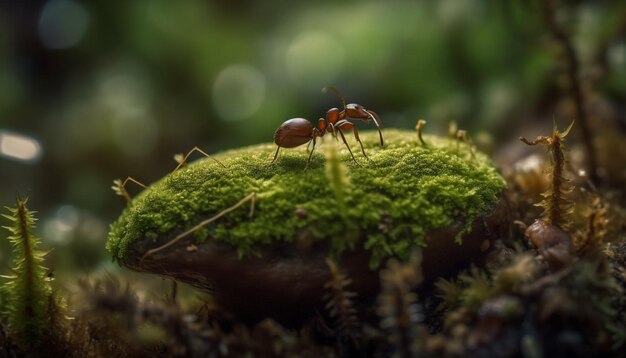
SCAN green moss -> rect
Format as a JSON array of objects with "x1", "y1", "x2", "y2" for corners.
[{"x1": 106, "y1": 129, "x2": 505, "y2": 268}]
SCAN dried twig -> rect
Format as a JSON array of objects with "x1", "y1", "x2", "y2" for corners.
[
  {"x1": 140, "y1": 192, "x2": 256, "y2": 263},
  {"x1": 540, "y1": 0, "x2": 598, "y2": 182},
  {"x1": 173, "y1": 146, "x2": 225, "y2": 171},
  {"x1": 112, "y1": 177, "x2": 147, "y2": 203}
]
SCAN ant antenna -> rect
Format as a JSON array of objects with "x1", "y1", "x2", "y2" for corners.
[
  {"x1": 367, "y1": 110, "x2": 384, "y2": 147},
  {"x1": 322, "y1": 86, "x2": 346, "y2": 110}
]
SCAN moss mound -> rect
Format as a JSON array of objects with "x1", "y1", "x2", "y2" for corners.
[{"x1": 107, "y1": 129, "x2": 506, "y2": 268}]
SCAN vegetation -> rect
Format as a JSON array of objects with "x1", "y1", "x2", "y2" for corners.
[
  {"x1": 520, "y1": 120, "x2": 574, "y2": 229},
  {"x1": 107, "y1": 130, "x2": 506, "y2": 268},
  {"x1": 1, "y1": 0, "x2": 625, "y2": 355},
  {"x1": 0, "y1": 197, "x2": 51, "y2": 346},
  {"x1": 1, "y1": 123, "x2": 625, "y2": 357}
]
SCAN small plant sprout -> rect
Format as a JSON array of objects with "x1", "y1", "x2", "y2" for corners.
[
  {"x1": 520, "y1": 120, "x2": 575, "y2": 229},
  {"x1": 448, "y1": 121, "x2": 458, "y2": 139},
  {"x1": 112, "y1": 177, "x2": 147, "y2": 203},
  {"x1": 173, "y1": 146, "x2": 225, "y2": 171},
  {"x1": 1, "y1": 197, "x2": 52, "y2": 346},
  {"x1": 455, "y1": 129, "x2": 477, "y2": 160},
  {"x1": 415, "y1": 119, "x2": 427, "y2": 146},
  {"x1": 520, "y1": 120, "x2": 576, "y2": 269}
]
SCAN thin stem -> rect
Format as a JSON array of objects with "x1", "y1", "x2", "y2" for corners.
[
  {"x1": 140, "y1": 192, "x2": 256, "y2": 263},
  {"x1": 540, "y1": 0, "x2": 598, "y2": 183},
  {"x1": 415, "y1": 119, "x2": 427, "y2": 146},
  {"x1": 16, "y1": 201, "x2": 34, "y2": 325}
]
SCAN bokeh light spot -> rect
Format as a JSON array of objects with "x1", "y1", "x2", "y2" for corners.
[
  {"x1": 44, "y1": 205, "x2": 79, "y2": 244},
  {"x1": 212, "y1": 64, "x2": 267, "y2": 122},
  {"x1": 101, "y1": 73, "x2": 151, "y2": 114},
  {"x1": 111, "y1": 115, "x2": 159, "y2": 158},
  {"x1": 97, "y1": 66, "x2": 158, "y2": 158},
  {"x1": 0, "y1": 131, "x2": 43, "y2": 163},
  {"x1": 286, "y1": 32, "x2": 344, "y2": 89},
  {"x1": 608, "y1": 42, "x2": 626, "y2": 71},
  {"x1": 39, "y1": 0, "x2": 89, "y2": 49}
]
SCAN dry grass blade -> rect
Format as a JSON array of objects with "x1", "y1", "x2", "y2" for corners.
[
  {"x1": 112, "y1": 177, "x2": 147, "y2": 203},
  {"x1": 173, "y1": 146, "x2": 225, "y2": 172},
  {"x1": 140, "y1": 192, "x2": 256, "y2": 263}
]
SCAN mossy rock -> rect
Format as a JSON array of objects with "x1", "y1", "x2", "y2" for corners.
[{"x1": 107, "y1": 129, "x2": 507, "y2": 321}]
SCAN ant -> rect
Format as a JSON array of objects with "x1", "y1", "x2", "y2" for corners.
[{"x1": 270, "y1": 87, "x2": 383, "y2": 168}]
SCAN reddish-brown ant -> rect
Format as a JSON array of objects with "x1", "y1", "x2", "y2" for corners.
[{"x1": 271, "y1": 87, "x2": 383, "y2": 168}]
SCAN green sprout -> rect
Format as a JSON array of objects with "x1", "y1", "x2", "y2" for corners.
[{"x1": 0, "y1": 197, "x2": 52, "y2": 346}]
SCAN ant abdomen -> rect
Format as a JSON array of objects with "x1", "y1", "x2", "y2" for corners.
[{"x1": 274, "y1": 118, "x2": 314, "y2": 148}]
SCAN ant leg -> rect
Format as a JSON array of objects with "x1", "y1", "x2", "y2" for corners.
[
  {"x1": 344, "y1": 124, "x2": 368, "y2": 159},
  {"x1": 174, "y1": 146, "x2": 225, "y2": 172},
  {"x1": 270, "y1": 145, "x2": 281, "y2": 164},
  {"x1": 336, "y1": 128, "x2": 358, "y2": 164},
  {"x1": 112, "y1": 177, "x2": 147, "y2": 203},
  {"x1": 305, "y1": 136, "x2": 317, "y2": 170},
  {"x1": 327, "y1": 122, "x2": 339, "y2": 141},
  {"x1": 335, "y1": 120, "x2": 364, "y2": 161},
  {"x1": 366, "y1": 110, "x2": 384, "y2": 147}
]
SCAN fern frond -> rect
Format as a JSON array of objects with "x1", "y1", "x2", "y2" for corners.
[
  {"x1": 458, "y1": 267, "x2": 492, "y2": 309},
  {"x1": 75, "y1": 275, "x2": 212, "y2": 356},
  {"x1": 494, "y1": 254, "x2": 539, "y2": 292},
  {"x1": 377, "y1": 252, "x2": 423, "y2": 357},
  {"x1": 519, "y1": 121, "x2": 574, "y2": 229},
  {"x1": 576, "y1": 197, "x2": 610, "y2": 253},
  {"x1": 323, "y1": 258, "x2": 361, "y2": 347},
  {"x1": 435, "y1": 278, "x2": 463, "y2": 310}
]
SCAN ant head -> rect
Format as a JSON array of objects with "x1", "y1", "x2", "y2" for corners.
[
  {"x1": 346, "y1": 103, "x2": 369, "y2": 120},
  {"x1": 317, "y1": 117, "x2": 327, "y2": 132}
]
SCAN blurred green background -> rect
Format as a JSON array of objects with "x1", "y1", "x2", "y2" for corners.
[{"x1": 0, "y1": 0, "x2": 624, "y2": 276}]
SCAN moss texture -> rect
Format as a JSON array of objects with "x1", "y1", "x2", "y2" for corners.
[{"x1": 107, "y1": 129, "x2": 506, "y2": 268}]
